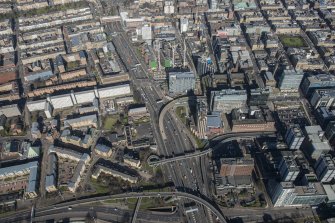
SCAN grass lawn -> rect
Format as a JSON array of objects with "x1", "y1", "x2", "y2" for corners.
[
  {"x1": 195, "y1": 136, "x2": 205, "y2": 149},
  {"x1": 126, "y1": 197, "x2": 166, "y2": 210},
  {"x1": 140, "y1": 162, "x2": 154, "y2": 174},
  {"x1": 139, "y1": 198, "x2": 163, "y2": 210},
  {"x1": 103, "y1": 115, "x2": 119, "y2": 130},
  {"x1": 125, "y1": 197, "x2": 138, "y2": 209},
  {"x1": 133, "y1": 117, "x2": 150, "y2": 124},
  {"x1": 121, "y1": 115, "x2": 128, "y2": 125},
  {"x1": 103, "y1": 199, "x2": 119, "y2": 204},
  {"x1": 59, "y1": 186, "x2": 68, "y2": 192},
  {"x1": 190, "y1": 131, "x2": 205, "y2": 149},
  {"x1": 91, "y1": 179, "x2": 110, "y2": 194},
  {"x1": 279, "y1": 35, "x2": 307, "y2": 48},
  {"x1": 175, "y1": 106, "x2": 187, "y2": 123},
  {"x1": 0, "y1": 211, "x2": 17, "y2": 218},
  {"x1": 176, "y1": 106, "x2": 186, "y2": 117}
]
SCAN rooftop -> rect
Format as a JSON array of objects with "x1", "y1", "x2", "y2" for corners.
[
  {"x1": 207, "y1": 113, "x2": 222, "y2": 128},
  {"x1": 219, "y1": 158, "x2": 254, "y2": 176}
]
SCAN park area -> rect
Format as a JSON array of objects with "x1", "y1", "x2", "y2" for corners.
[
  {"x1": 279, "y1": 35, "x2": 307, "y2": 48},
  {"x1": 103, "y1": 114, "x2": 128, "y2": 131},
  {"x1": 175, "y1": 106, "x2": 187, "y2": 124}
]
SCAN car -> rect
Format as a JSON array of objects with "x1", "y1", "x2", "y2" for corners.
[{"x1": 68, "y1": 206, "x2": 72, "y2": 210}]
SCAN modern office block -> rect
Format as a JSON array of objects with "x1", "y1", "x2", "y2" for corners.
[
  {"x1": 278, "y1": 70, "x2": 303, "y2": 92},
  {"x1": 315, "y1": 155, "x2": 335, "y2": 183},
  {"x1": 278, "y1": 156, "x2": 300, "y2": 182},
  {"x1": 303, "y1": 125, "x2": 332, "y2": 160},
  {"x1": 169, "y1": 71, "x2": 195, "y2": 95},
  {"x1": 325, "y1": 121, "x2": 335, "y2": 146},
  {"x1": 301, "y1": 73, "x2": 335, "y2": 98},
  {"x1": 285, "y1": 125, "x2": 305, "y2": 150}
]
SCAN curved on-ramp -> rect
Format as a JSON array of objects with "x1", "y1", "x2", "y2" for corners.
[{"x1": 158, "y1": 95, "x2": 200, "y2": 140}]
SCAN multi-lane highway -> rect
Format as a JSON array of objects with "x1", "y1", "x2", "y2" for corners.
[
  {"x1": 105, "y1": 26, "x2": 283, "y2": 223},
  {"x1": 2, "y1": 189, "x2": 316, "y2": 223},
  {"x1": 109, "y1": 31, "x2": 217, "y2": 222},
  {"x1": 1, "y1": 191, "x2": 227, "y2": 223},
  {"x1": 14, "y1": 27, "x2": 279, "y2": 223}
]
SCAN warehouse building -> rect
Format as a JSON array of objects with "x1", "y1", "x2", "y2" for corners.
[
  {"x1": 128, "y1": 106, "x2": 149, "y2": 121},
  {"x1": 26, "y1": 84, "x2": 132, "y2": 113},
  {"x1": 211, "y1": 89, "x2": 247, "y2": 113}
]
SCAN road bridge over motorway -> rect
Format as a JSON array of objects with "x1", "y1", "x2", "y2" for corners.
[
  {"x1": 1, "y1": 191, "x2": 227, "y2": 223},
  {"x1": 148, "y1": 131, "x2": 276, "y2": 166}
]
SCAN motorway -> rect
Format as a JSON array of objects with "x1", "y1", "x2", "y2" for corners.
[
  {"x1": 1, "y1": 190, "x2": 317, "y2": 223},
  {"x1": 33, "y1": 206, "x2": 181, "y2": 223},
  {"x1": 158, "y1": 95, "x2": 202, "y2": 142},
  {"x1": 109, "y1": 29, "x2": 218, "y2": 222},
  {"x1": 2, "y1": 24, "x2": 281, "y2": 223},
  {"x1": 0, "y1": 13, "x2": 318, "y2": 223},
  {"x1": 6, "y1": 206, "x2": 181, "y2": 223},
  {"x1": 0, "y1": 7, "x2": 319, "y2": 223},
  {"x1": 107, "y1": 27, "x2": 279, "y2": 223},
  {"x1": 8, "y1": 22, "x2": 289, "y2": 223},
  {"x1": 1, "y1": 191, "x2": 227, "y2": 223}
]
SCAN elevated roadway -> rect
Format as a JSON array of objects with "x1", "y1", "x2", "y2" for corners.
[
  {"x1": 159, "y1": 95, "x2": 196, "y2": 140},
  {"x1": 148, "y1": 131, "x2": 276, "y2": 166},
  {"x1": 110, "y1": 32, "x2": 220, "y2": 223},
  {"x1": 131, "y1": 197, "x2": 142, "y2": 223},
  {"x1": 1, "y1": 191, "x2": 227, "y2": 223},
  {"x1": 158, "y1": 95, "x2": 205, "y2": 141}
]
